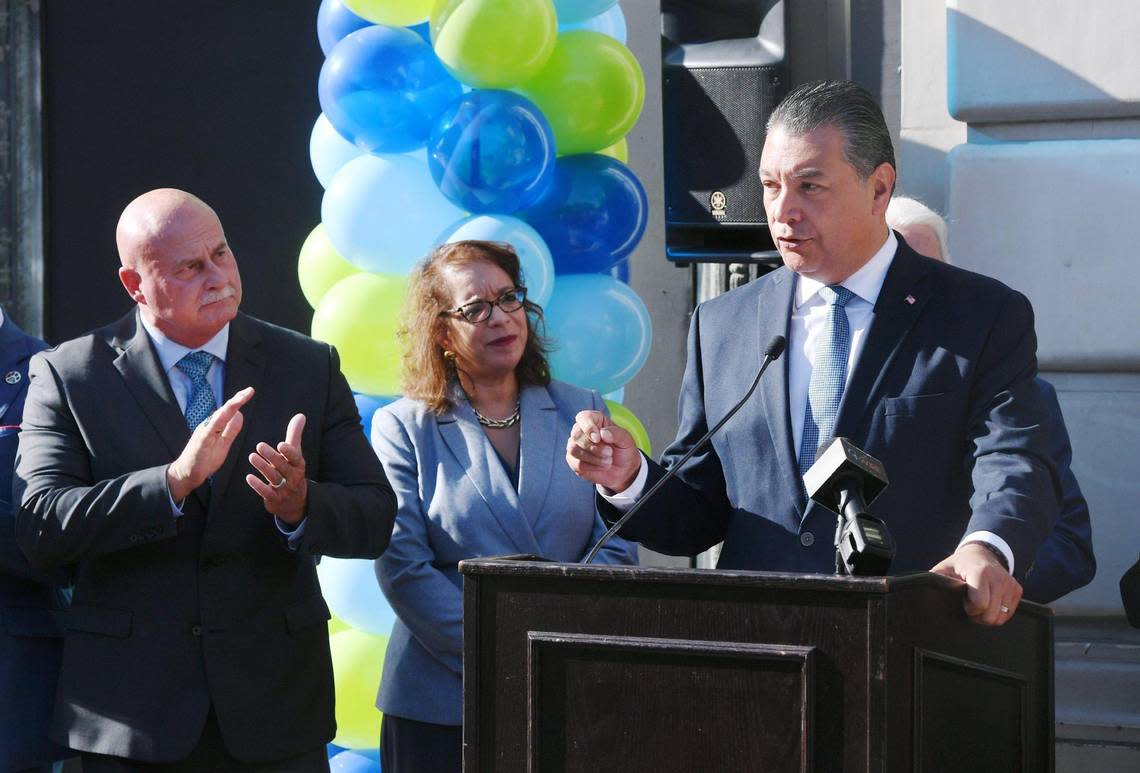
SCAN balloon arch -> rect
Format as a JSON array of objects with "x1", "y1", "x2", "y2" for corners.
[{"x1": 303, "y1": 2, "x2": 653, "y2": 765}]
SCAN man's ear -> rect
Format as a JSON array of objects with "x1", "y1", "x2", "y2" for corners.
[
  {"x1": 870, "y1": 162, "x2": 896, "y2": 215},
  {"x1": 118, "y1": 266, "x2": 146, "y2": 305}
]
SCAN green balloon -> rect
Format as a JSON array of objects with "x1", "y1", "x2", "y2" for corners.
[
  {"x1": 432, "y1": 0, "x2": 557, "y2": 88},
  {"x1": 329, "y1": 629, "x2": 390, "y2": 749},
  {"x1": 298, "y1": 223, "x2": 359, "y2": 311},
  {"x1": 345, "y1": 0, "x2": 433, "y2": 26},
  {"x1": 518, "y1": 30, "x2": 645, "y2": 155},
  {"x1": 328, "y1": 613, "x2": 352, "y2": 636},
  {"x1": 605, "y1": 399, "x2": 651, "y2": 457},
  {"x1": 311, "y1": 272, "x2": 407, "y2": 396}
]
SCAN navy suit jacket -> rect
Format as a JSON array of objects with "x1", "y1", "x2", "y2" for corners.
[
  {"x1": 372, "y1": 381, "x2": 638, "y2": 725},
  {"x1": 0, "y1": 318, "x2": 69, "y2": 769},
  {"x1": 1020, "y1": 378, "x2": 1095, "y2": 603},
  {"x1": 14, "y1": 311, "x2": 396, "y2": 764},
  {"x1": 611, "y1": 239, "x2": 1060, "y2": 577}
]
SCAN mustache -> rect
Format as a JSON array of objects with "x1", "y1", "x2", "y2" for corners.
[{"x1": 201, "y1": 286, "x2": 237, "y2": 305}]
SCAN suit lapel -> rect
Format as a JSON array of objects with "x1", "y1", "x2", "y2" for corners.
[
  {"x1": 833, "y1": 243, "x2": 933, "y2": 440},
  {"x1": 109, "y1": 311, "x2": 190, "y2": 461},
  {"x1": 209, "y1": 315, "x2": 264, "y2": 510},
  {"x1": 755, "y1": 269, "x2": 806, "y2": 516},
  {"x1": 516, "y1": 385, "x2": 556, "y2": 528},
  {"x1": 437, "y1": 392, "x2": 540, "y2": 556}
]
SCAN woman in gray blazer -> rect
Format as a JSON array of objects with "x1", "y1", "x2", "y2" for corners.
[{"x1": 371, "y1": 240, "x2": 639, "y2": 772}]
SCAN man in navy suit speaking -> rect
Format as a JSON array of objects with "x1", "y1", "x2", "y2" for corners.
[{"x1": 567, "y1": 80, "x2": 1060, "y2": 626}]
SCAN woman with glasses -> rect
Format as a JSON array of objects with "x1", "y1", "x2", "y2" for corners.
[{"x1": 370, "y1": 240, "x2": 638, "y2": 772}]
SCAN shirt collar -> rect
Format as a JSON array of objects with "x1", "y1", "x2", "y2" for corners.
[
  {"x1": 138, "y1": 313, "x2": 230, "y2": 375},
  {"x1": 794, "y1": 230, "x2": 898, "y2": 309}
]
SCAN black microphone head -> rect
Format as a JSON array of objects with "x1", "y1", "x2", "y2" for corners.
[
  {"x1": 765, "y1": 335, "x2": 787, "y2": 360},
  {"x1": 802, "y1": 437, "x2": 888, "y2": 514}
]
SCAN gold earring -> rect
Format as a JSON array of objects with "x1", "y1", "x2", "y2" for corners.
[{"x1": 443, "y1": 350, "x2": 456, "y2": 362}]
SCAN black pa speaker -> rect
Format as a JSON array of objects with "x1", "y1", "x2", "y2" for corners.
[{"x1": 662, "y1": 0, "x2": 787, "y2": 264}]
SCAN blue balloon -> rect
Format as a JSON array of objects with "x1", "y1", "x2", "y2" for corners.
[
  {"x1": 428, "y1": 90, "x2": 556, "y2": 214},
  {"x1": 438, "y1": 215, "x2": 556, "y2": 308},
  {"x1": 354, "y1": 393, "x2": 397, "y2": 432},
  {"x1": 330, "y1": 749, "x2": 379, "y2": 772},
  {"x1": 322, "y1": 153, "x2": 468, "y2": 274},
  {"x1": 520, "y1": 154, "x2": 648, "y2": 274},
  {"x1": 327, "y1": 743, "x2": 347, "y2": 759},
  {"x1": 609, "y1": 259, "x2": 630, "y2": 284},
  {"x1": 316, "y1": 557, "x2": 398, "y2": 636},
  {"x1": 554, "y1": 0, "x2": 619, "y2": 25},
  {"x1": 319, "y1": 25, "x2": 462, "y2": 153},
  {"x1": 311, "y1": 113, "x2": 363, "y2": 189},
  {"x1": 544, "y1": 274, "x2": 652, "y2": 394},
  {"x1": 408, "y1": 21, "x2": 431, "y2": 44},
  {"x1": 559, "y1": 3, "x2": 627, "y2": 43},
  {"x1": 317, "y1": 0, "x2": 373, "y2": 56}
]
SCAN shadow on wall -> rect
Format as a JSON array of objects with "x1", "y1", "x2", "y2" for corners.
[{"x1": 947, "y1": 8, "x2": 1117, "y2": 123}]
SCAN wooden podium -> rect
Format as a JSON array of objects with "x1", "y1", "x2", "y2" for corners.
[{"x1": 460, "y1": 557, "x2": 1053, "y2": 772}]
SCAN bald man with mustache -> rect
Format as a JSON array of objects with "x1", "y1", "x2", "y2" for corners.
[{"x1": 14, "y1": 189, "x2": 396, "y2": 771}]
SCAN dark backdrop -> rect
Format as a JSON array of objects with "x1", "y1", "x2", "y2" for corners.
[{"x1": 42, "y1": 1, "x2": 324, "y2": 343}]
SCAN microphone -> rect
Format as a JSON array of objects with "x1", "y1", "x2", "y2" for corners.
[
  {"x1": 584, "y1": 335, "x2": 787, "y2": 564},
  {"x1": 802, "y1": 437, "x2": 895, "y2": 575}
]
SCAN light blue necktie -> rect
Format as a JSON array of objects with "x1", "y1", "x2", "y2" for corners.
[
  {"x1": 176, "y1": 351, "x2": 218, "y2": 430},
  {"x1": 798, "y1": 285, "x2": 856, "y2": 475}
]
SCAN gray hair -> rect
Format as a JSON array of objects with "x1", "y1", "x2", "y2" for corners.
[
  {"x1": 766, "y1": 80, "x2": 895, "y2": 181},
  {"x1": 886, "y1": 195, "x2": 951, "y2": 263}
]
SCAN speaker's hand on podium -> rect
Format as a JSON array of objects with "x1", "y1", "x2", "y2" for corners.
[
  {"x1": 565, "y1": 410, "x2": 642, "y2": 494},
  {"x1": 931, "y1": 543, "x2": 1023, "y2": 626}
]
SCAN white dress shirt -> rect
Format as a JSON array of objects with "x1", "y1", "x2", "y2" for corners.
[
  {"x1": 138, "y1": 316, "x2": 305, "y2": 542},
  {"x1": 602, "y1": 232, "x2": 1014, "y2": 572}
]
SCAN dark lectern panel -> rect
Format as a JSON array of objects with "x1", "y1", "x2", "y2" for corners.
[
  {"x1": 528, "y1": 633, "x2": 814, "y2": 773},
  {"x1": 462, "y1": 560, "x2": 1053, "y2": 772},
  {"x1": 469, "y1": 576, "x2": 870, "y2": 772},
  {"x1": 914, "y1": 650, "x2": 1027, "y2": 772}
]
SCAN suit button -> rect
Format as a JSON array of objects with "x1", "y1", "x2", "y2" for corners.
[
  {"x1": 128, "y1": 534, "x2": 141, "y2": 543},
  {"x1": 191, "y1": 625, "x2": 202, "y2": 636},
  {"x1": 800, "y1": 532, "x2": 815, "y2": 547}
]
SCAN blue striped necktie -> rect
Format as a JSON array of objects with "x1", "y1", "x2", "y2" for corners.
[
  {"x1": 176, "y1": 350, "x2": 217, "y2": 430},
  {"x1": 798, "y1": 285, "x2": 856, "y2": 475}
]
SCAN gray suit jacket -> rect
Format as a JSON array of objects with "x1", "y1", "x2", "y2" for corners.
[
  {"x1": 14, "y1": 310, "x2": 396, "y2": 764},
  {"x1": 371, "y1": 381, "x2": 638, "y2": 725}
]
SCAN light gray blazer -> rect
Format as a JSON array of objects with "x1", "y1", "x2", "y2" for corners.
[{"x1": 371, "y1": 380, "x2": 638, "y2": 724}]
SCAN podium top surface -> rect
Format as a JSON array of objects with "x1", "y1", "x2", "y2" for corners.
[{"x1": 459, "y1": 555, "x2": 1052, "y2": 619}]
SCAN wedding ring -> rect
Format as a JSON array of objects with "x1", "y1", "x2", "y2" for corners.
[
  {"x1": 272, "y1": 477, "x2": 288, "y2": 489},
  {"x1": 999, "y1": 604, "x2": 1010, "y2": 614}
]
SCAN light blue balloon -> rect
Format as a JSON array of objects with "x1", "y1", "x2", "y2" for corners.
[
  {"x1": 354, "y1": 393, "x2": 397, "y2": 432},
  {"x1": 317, "y1": 0, "x2": 372, "y2": 56},
  {"x1": 559, "y1": 3, "x2": 626, "y2": 44},
  {"x1": 330, "y1": 749, "x2": 379, "y2": 772},
  {"x1": 311, "y1": 113, "x2": 363, "y2": 189},
  {"x1": 438, "y1": 215, "x2": 555, "y2": 308},
  {"x1": 553, "y1": 0, "x2": 619, "y2": 25},
  {"x1": 603, "y1": 386, "x2": 624, "y2": 403},
  {"x1": 316, "y1": 557, "x2": 397, "y2": 636},
  {"x1": 544, "y1": 274, "x2": 651, "y2": 394},
  {"x1": 323, "y1": 153, "x2": 468, "y2": 274}
]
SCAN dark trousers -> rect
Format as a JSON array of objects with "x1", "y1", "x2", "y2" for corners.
[
  {"x1": 380, "y1": 713, "x2": 462, "y2": 773},
  {"x1": 80, "y1": 709, "x2": 329, "y2": 772}
]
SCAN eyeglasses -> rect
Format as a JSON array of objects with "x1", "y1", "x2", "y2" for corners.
[{"x1": 440, "y1": 287, "x2": 527, "y2": 324}]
